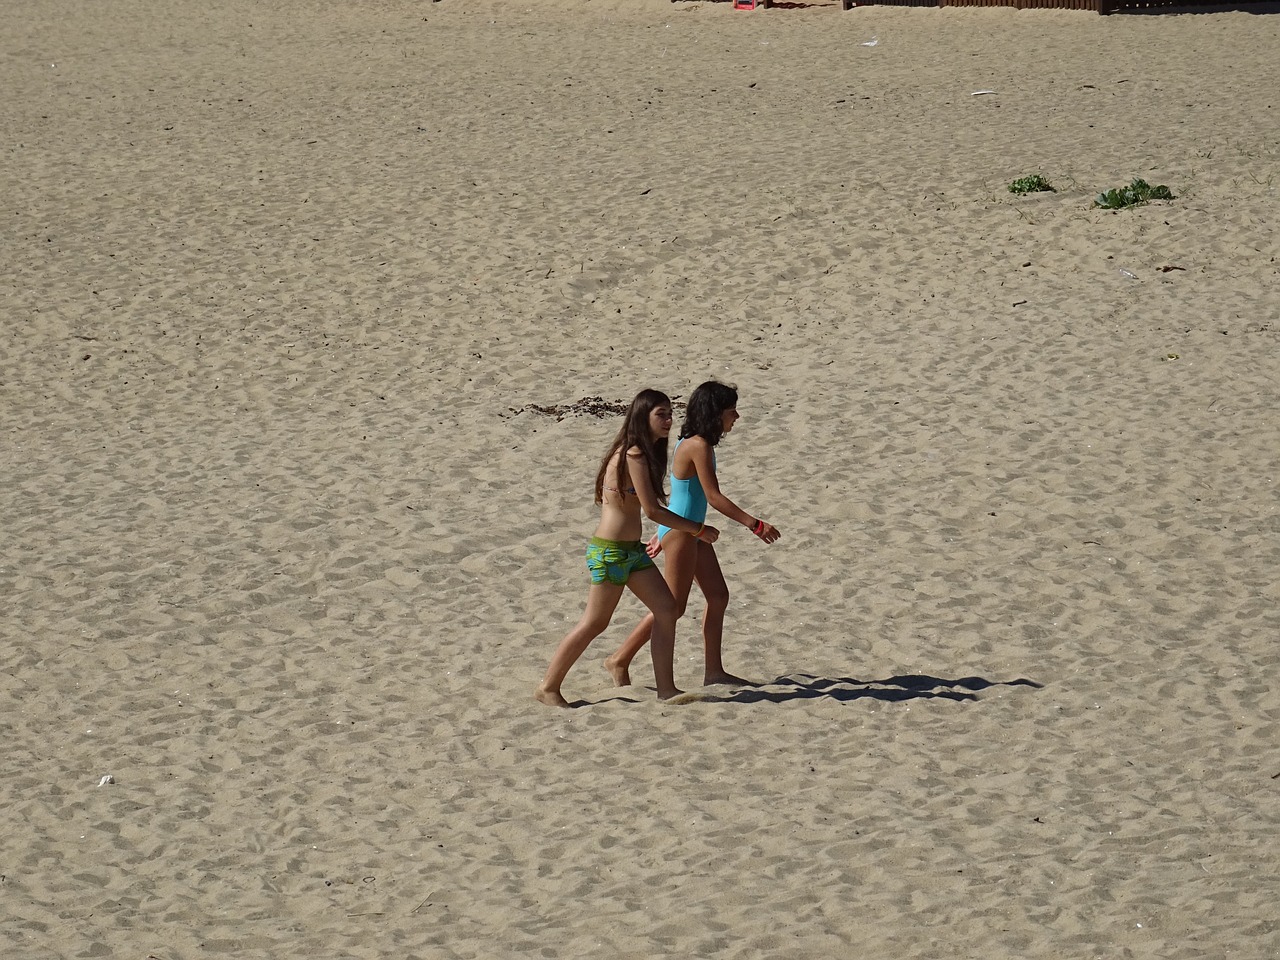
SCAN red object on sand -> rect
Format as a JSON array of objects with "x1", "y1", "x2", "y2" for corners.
[{"x1": 733, "y1": 0, "x2": 764, "y2": 9}]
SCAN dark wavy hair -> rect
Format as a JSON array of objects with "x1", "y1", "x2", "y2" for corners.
[
  {"x1": 679, "y1": 380, "x2": 738, "y2": 447},
  {"x1": 594, "y1": 389, "x2": 670, "y2": 505}
]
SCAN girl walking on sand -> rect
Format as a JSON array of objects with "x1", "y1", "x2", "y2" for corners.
[
  {"x1": 605, "y1": 380, "x2": 780, "y2": 688},
  {"x1": 536, "y1": 389, "x2": 720, "y2": 707}
]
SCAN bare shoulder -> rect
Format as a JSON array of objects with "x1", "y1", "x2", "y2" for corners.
[
  {"x1": 625, "y1": 445, "x2": 653, "y2": 473},
  {"x1": 671, "y1": 435, "x2": 709, "y2": 480},
  {"x1": 682, "y1": 435, "x2": 713, "y2": 462}
]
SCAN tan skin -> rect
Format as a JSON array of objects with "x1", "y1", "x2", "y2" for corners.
[
  {"x1": 606, "y1": 406, "x2": 780, "y2": 687},
  {"x1": 535, "y1": 404, "x2": 721, "y2": 707}
]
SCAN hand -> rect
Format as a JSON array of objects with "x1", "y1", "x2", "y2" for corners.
[
  {"x1": 752, "y1": 520, "x2": 780, "y2": 544},
  {"x1": 645, "y1": 533, "x2": 663, "y2": 558},
  {"x1": 697, "y1": 524, "x2": 720, "y2": 544}
]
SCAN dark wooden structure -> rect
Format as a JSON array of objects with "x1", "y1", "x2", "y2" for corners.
[{"x1": 840, "y1": 0, "x2": 1263, "y2": 11}]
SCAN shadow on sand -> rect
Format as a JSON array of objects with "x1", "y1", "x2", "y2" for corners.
[{"x1": 703, "y1": 672, "x2": 1044, "y2": 705}]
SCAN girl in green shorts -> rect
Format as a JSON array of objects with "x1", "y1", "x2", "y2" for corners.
[
  {"x1": 536, "y1": 389, "x2": 719, "y2": 707},
  {"x1": 606, "y1": 380, "x2": 780, "y2": 689}
]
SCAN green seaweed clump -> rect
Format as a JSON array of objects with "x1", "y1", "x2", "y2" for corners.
[{"x1": 1095, "y1": 178, "x2": 1175, "y2": 210}]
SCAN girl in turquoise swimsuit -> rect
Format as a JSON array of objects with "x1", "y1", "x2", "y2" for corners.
[
  {"x1": 536, "y1": 389, "x2": 720, "y2": 707},
  {"x1": 606, "y1": 380, "x2": 780, "y2": 688}
]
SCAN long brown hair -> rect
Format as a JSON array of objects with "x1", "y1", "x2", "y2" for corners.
[{"x1": 594, "y1": 389, "x2": 670, "y2": 505}]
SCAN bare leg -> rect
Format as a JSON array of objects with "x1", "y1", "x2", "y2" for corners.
[
  {"x1": 606, "y1": 532, "x2": 699, "y2": 685},
  {"x1": 605, "y1": 611, "x2": 650, "y2": 686},
  {"x1": 604, "y1": 616, "x2": 650, "y2": 691},
  {"x1": 693, "y1": 544, "x2": 749, "y2": 686},
  {"x1": 536, "y1": 583, "x2": 624, "y2": 707},
  {"x1": 624, "y1": 566, "x2": 683, "y2": 699}
]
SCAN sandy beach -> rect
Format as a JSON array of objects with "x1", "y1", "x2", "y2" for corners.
[{"x1": 3, "y1": 0, "x2": 1278, "y2": 957}]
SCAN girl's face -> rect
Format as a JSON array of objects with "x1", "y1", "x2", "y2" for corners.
[
  {"x1": 720, "y1": 406, "x2": 740, "y2": 435},
  {"x1": 650, "y1": 405, "x2": 674, "y2": 439}
]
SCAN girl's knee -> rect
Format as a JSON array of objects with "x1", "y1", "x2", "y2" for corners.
[
  {"x1": 704, "y1": 584, "x2": 729, "y2": 611},
  {"x1": 582, "y1": 613, "x2": 613, "y2": 636},
  {"x1": 652, "y1": 601, "x2": 679, "y2": 628}
]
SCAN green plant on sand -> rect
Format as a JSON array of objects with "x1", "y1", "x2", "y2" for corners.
[
  {"x1": 1095, "y1": 178, "x2": 1175, "y2": 210},
  {"x1": 1008, "y1": 174, "x2": 1056, "y2": 195}
]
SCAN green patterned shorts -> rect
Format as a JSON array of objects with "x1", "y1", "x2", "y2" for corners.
[{"x1": 585, "y1": 537, "x2": 655, "y2": 586}]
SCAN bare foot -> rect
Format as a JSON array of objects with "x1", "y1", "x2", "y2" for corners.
[
  {"x1": 534, "y1": 685, "x2": 571, "y2": 708},
  {"x1": 604, "y1": 655, "x2": 631, "y2": 687},
  {"x1": 704, "y1": 671, "x2": 752, "y2": 687},
  {"x1": 656, "y1": 687, "x2": 687, "y2": 701}
]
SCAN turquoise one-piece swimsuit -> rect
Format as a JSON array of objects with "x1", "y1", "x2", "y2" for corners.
[{"x1": 657, "y1": 440, "x2": 713, "y2": 540}]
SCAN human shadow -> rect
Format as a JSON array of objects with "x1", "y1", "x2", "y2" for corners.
[
  {"x1": 701, "y1": 672, "x2": 1043, "y2": 705},
  {"x1": 571, "y1": 694, "x2": 643, "y2": 708}
]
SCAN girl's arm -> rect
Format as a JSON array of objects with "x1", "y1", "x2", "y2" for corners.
[
  {"x1": 687, "y1": 439, "x2": 781, "y2": 544},
  {"x1": 627, "y1": 449, "x2": 719, "y2": 542}
]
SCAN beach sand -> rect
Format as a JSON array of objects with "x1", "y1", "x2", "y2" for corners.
[{"x1": 2, "y1": 0, "x2": 1278, "y2": 956}]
